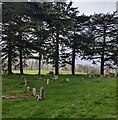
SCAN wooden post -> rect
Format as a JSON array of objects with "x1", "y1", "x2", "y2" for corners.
[
  {"x1": 32, "y1": 88, "x2": 36, "y2": 97},
  {"x1": 47, "y1": 79, "x2": 50, "y2": 85}
]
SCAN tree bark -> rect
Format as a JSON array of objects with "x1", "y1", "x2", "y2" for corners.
[
  {"x1": 100, "y1": 55, "x2": 104, "y2": 75},
  {"x1": 8, "y1": 51, "x2": 12, "y2": 75},
  {"x1": 55, "y1": 28, "x2": 59, "y2": 75},
  {"x1": 100, "y1": 25, "x2": 106, "y2": 75},
  {"x1": 72, "y1": 31, "x2": 76, "y2": 75},
  {"x1": 38, "y1": 52, "x2": 41, "y2": 75},
  {"x1": 19, "y1": 48, "x2": 23, "y2": 75},
  {"x1": 8, "y1": 39, "x2": 12, "y2": 75},
  {"x1": 72, "y1": 47, "x2": 75, "y2": 75}
]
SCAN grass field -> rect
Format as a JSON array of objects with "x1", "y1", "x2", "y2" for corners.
[
  {"x1": 2, "y1": 71, "x2": 117, "y2": 118},
  {"x1": 12, "y1": 70, "x2": 85, "y2": 75}
]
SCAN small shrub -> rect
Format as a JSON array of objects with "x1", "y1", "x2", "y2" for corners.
[{"x1": 49, "y1": 71, "x2": 54, "y2": 74}]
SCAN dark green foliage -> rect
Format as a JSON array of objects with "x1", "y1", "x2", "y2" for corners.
[
  {"x1": 2, "y1": 2, "x2": 118, "y2": 76},
  {"x1": 80, "y1": 13, "x2": 118, "y2": 75},
  {"x1": 48, "y1": 71, "x2": 54, "y2": 75}
]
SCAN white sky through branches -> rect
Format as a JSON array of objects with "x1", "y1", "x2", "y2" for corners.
[{"x1": 70, "y1": 1, "x2": 116, "y2": 65}]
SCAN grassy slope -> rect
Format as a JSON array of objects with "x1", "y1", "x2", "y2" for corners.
[{"x1": 2, "y1": 73, "x2": 117, "y2": 118}]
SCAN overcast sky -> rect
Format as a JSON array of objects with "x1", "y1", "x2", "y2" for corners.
[{"x1": 73, "y1": 2, "x2": 116, "y2": 15}]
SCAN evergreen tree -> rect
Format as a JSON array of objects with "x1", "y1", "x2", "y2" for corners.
[{"x1": 81, "y1": 12, "x2": 118, "y2": 75}]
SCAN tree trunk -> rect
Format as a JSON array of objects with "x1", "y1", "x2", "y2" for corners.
[
  {"x1": 8, "y1": 51, "x2": 12, "y2": 75},
  {"x1": 38, "y1": 52, "x2": 41, "y2": 75},
  {"x1": 19, "y1": 48, "x2": 23, "y2": 75},
  {"x1": 100, "y1": 25, "x2": 106, "y2": 75},
  {"x1": 55, "y1": 28, "x2": 59, "y2": 75},
  {"x1": 116, "y1": 64, "x2": 118, "y2": 77},
  {"x1": 72, "y1": 47, "x2": 75, "y2": 75},
  {"x1": 72, "y1": 31, "x2": 76, "y2": 75},
  {"x1": 8, "y1": 39, "x2": 12, "y2": 75},
  {"x1": 100, "y1": 55, "x2": 104, "y2": 75}
]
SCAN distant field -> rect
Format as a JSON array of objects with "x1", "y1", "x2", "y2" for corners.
[
  {"x1": 13, "y1": 70, "x2": 85, "y2": 75},
  {"x1": 2, "y1": 74, "x2": 116, "y2": 118}
]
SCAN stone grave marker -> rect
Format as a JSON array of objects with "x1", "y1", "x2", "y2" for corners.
[
  {"x1": 55, "y1": 75, "x2": 58, "y2": 80},
  {"x1": 36, "y1": 87, "x2": 44, "y2": 100},
  {"x1": 66, "y1": 78, "x2": 69, "y2": 83},
  {"x1": 27, "y1": 86, "x2": 30, "y2": 91},
  {"x1": 24, "y1": 78, "x2": 28, "y2": 87},
  {"x1": 40, "y1": 87, "x2": 44, "y2": 99},
  {"x1": 47, "y1": 79, "x2": 50, "y2": 85},
  {"x1": 36, "y1": 76, "x2": 39, "y2": 80},
  {"x1": 32, "y1": 88, "x2": 36, "y2": 97}
]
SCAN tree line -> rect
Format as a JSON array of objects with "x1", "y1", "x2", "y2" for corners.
[{"x1": 2, "y1": 2, "x2": 118, "y2": 76}]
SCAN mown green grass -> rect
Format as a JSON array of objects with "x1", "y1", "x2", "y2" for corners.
[
  {"x1": 12, "y1": 70, "x2": 85, "y2": 75},
  {"x1": 2, "y1": 73, "x2": 117, "y2": 118}
]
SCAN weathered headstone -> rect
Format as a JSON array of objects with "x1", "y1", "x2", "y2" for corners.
[
  {"x1": 36, "y1": 76, "x2": 38, "y2": 80},
  {"x1": 89, "y1": 75, "x2": 92, "y2": 78},
  {"x1": 36, "y1": 87, "x2": 44, "y2": 100},
  {"x1": 21, "y1": 75, "x2": 24, "y2": 79},
  {"x1": 27, "y1": 86, "x2": 30, "y2": 91},
  {"x1": 66, "y1": 78, "x2": 69, "y2": 83},
  {"x1": 100, "y1": 75, "x2": 103, "y2": 77},
  {"x1": 40, "y1": 87, "x2": 44, "y2": 99},
  {"x1": 47, "y1": 79, "x2": 50, "y2": 85},
  {"x1": 24, "y1": 78, "x2": 28, "y2": 87},
  {"x1": 32, "y1": 88, "x2": 36, "y2": 97},
  {"x1": 81, "y1": 77, "x2": 84, "y2": 80},
  {"x1": 55, "y1": 75, "x2": 58, "y2": 80},
  {"x1": 36, "y1": 95, "x2": 42, "y2": 100}
]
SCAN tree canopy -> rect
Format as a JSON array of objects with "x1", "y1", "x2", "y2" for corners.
[{"x1": 2, "y1": 2, "x2": 118, "y2": 76}]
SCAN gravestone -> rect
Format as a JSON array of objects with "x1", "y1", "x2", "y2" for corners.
[
  {"x1": 36, "y1": 87, "x2": 44, "y2": 100},
  {"x1": 32, "y1": 88, "x2": 36, "y2": 97},
  {"x1": 55, "y1": 75, "x2": 58, "y2": 80},
  {"x1": 36, "y1": 95, "x2": 41, "y2": 100},
  {"x1": 81, "y1": 77, "x2": 84, "y2": 80},
  {"x1": 21, "y1": 75, "x2": 24, "y2": 79},
  {"x1": 89, "y1": 75, "x2": 92, "y2": 78},
  {"x1": 24, "y1": 78, "x2": 28, "y2": 87},
  {"x1": 36, "y1": 76, "x2": 38, "y2": 80},
  {"x1": 66, "y1": 78, "x2": 69, "y2": 83},
  {"x1": 47, "y1": 79, "x2": 50, "y2": 85},
  {"x1": 27, "y1": 86, "x2": 30, "y2": 91},
  {"x1": 40, "y1": 87, "x2": 44, "y2": 99}
]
